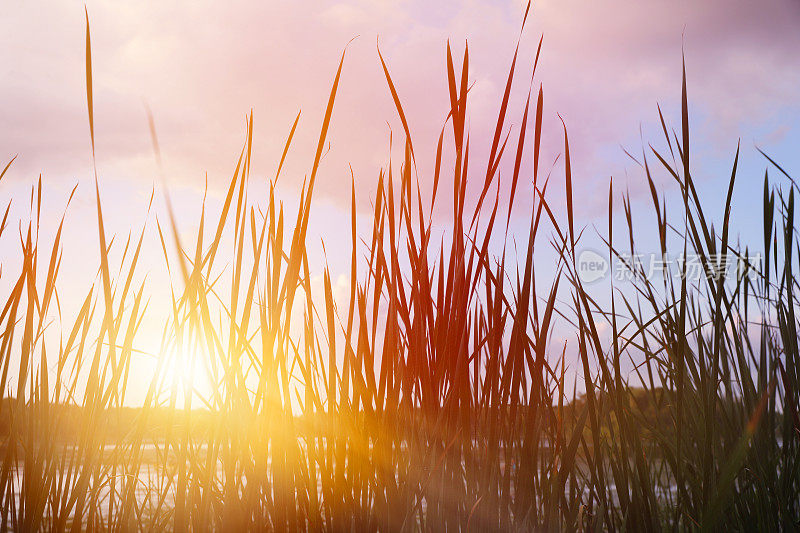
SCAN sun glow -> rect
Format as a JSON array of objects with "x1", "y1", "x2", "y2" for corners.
[{"x1": 157, "y1": 338, "x2": 216, "y2": 408}]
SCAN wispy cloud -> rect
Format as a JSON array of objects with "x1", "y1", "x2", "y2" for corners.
[{"x1": 1, "y1": 0, "x2": 798, "y2": 216}]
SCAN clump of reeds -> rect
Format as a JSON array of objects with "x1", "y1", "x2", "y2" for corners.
[{"x1": 0, "y1": 6, "x2": 797, "y2": 531}]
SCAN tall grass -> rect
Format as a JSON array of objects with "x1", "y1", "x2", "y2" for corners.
[{"x1": 0, "y1": 9, "x2": 798, "y2": 531}]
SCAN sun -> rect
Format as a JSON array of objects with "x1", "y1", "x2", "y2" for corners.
[{"x1": 158, "y1": 338, "x2": 216, "y2": 408}]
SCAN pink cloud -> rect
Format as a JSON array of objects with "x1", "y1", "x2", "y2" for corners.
[{"x1": 2, "y1": 1, "x2": 797, "y2": 214}]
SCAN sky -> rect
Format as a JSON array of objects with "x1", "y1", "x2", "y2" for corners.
[{"x1": 1, "y1": 0, "x2": 799, "y2": 403}]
